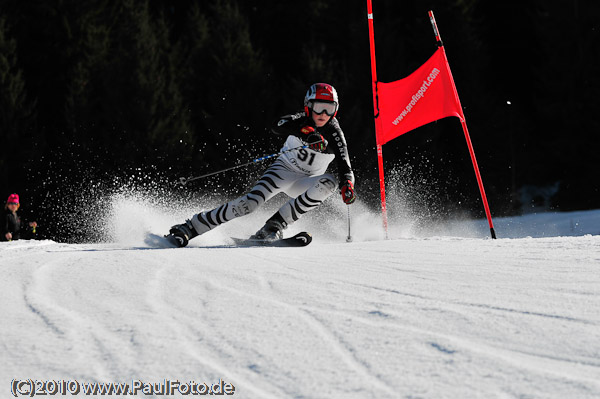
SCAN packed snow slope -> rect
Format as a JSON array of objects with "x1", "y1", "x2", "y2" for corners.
[{"x1": 2, "y1": 198, "x2": 599, "y2": 399}]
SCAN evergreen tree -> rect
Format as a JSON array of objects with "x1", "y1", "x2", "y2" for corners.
[
  {"x1": 0, "y1": 16, "x2": 36, "y2": 190},
  {"x1": 181, "y1": 0, "x2": 268, "y2": 180},
  {"x1": 534, "y1": 0, "x2": 600, "y2": 210},
  {"x1": 63, "y1": 1, "x2": 112, "y2": 146},
  {"x1": 63, "y1": 0, "x2": 194, "y2": 168}
]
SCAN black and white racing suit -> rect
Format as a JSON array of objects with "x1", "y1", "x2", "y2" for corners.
[{"x1": 191, "y1": 112, "x2": 355, "y2": 234}]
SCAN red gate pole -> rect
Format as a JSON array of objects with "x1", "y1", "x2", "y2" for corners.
[
  {"x1": 460, "y1": 119, "x2": 497, "y2": 238},
  {"x1": 429, "y1": 11, "x2": 496, "y2": 239},
  {"x1": 367, "y1": 0, "x2": 389, "y2": 238}
]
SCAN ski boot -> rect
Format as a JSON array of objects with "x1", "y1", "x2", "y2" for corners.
[
  {"x1": 250, "y1": 213, "x2": 287, "y2": 241},
  {"x1": 167, "y1": 219, "x2": 198, "y2": 247}
]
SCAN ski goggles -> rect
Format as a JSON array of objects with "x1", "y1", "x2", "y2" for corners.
[{"x1": 309, "y1": 101, "x2": 337, "y2": 116}]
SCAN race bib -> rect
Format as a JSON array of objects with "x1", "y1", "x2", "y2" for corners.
[{"x1": 279, "y1": 136, "x2": 335, "y2": 175}]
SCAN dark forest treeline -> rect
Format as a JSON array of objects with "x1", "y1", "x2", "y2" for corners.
[{"x1": 0, "y1": 0, "x2": 598, "y2": 241}]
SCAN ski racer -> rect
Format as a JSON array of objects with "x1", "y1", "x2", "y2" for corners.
[{"x1": 168, "y1": 83, "x2": 356, "y2": 247}]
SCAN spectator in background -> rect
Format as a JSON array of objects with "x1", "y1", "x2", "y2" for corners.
[{"x1": 1, "y1": 194, "x2": 38, "y2": 241}]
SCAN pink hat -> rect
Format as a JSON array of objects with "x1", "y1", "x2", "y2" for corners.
[{"x1": 7, "y1": 193, "x2": 19, "y2": 204}]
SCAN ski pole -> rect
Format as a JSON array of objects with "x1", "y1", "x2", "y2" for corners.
[
  {"x1": 346, "y1": 205, "x2": 353, "y2": 242},
  {"x1": 179, "y1": 139, "x2": 324, "y2": 186}
]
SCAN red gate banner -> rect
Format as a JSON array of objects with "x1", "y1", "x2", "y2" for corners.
[{"x1": 376, "y1": 46, "x2": 464, "y2": 145}]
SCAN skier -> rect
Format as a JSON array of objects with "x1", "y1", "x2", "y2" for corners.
[
  {"x1": 1, "y1": 193, "x2": 38, "y2": 241},
  {"x1": 168, "y1": 83, "x2": 356, "y2": 247}
]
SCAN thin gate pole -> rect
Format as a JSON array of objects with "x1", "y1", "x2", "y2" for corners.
[
  {"x1": 429, "y1": 10, "x2": 496, "y2": 239},
  {"x1": 367, "y1": 0, "x2": 389, "y2": 238}
]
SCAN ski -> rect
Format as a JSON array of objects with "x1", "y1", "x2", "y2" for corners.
[
  {"x1": 144, "y1": 233, "x2": 180, "y2": 248},
  {"x1": 146, "y1": 231, "x2": 312, "y2": 248},
  {"x1": 231, "y1": 231, "x2": 312, "y2": 247}
]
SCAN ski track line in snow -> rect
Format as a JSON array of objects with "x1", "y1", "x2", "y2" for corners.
[
  {"x1": 321, "y1": 275, "x2": 600, "y2": 389},
  {"x1": 19, "y1": 246, "x2": 282, "y2": 398},
  {"x1": 200, "y1": 250, "x2": 368, "y2": 399},
  {"x1": 132, "y1": 240, "x2": 600, "y2": 397},
  {"x1": 23, "y1": 257, "x2": 67, "y2": 336},
  {"x1": 207, "y1": 268, "x2": 398, "y2": 398},
  {"x1": 4, "y1": 234, "x2": 600, "y2": 398},
  {"x1": 23, "y1": 250, "x2": 146, "y2": 382},
  {"x1": 281, "y1": 242, "x2": 600, "y2": 391},
  {"x1": 347, "y1": 281, "x2": 599, "y2": 327},
  {"x1": 455, "y1": 301, "x2": 598, "y2": 326},
  {"x1": 16, "y1": 252, "x2": 110, "y2": 381},
  {"x1": 144, "y1": 252, "x2": 284, "y2": 399},
  {"x1": 7, "y1": 244, "x2": 301, "y2": 398},
  {"x1": 348, "y1": 278, "x2": 600, "y2": 347},
  {"x1": 219, "y1": 241, "x2": 600, "y2": 390},
  {"x1": 306, "y1": 302, "x2": 600, "y2": 390}
]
